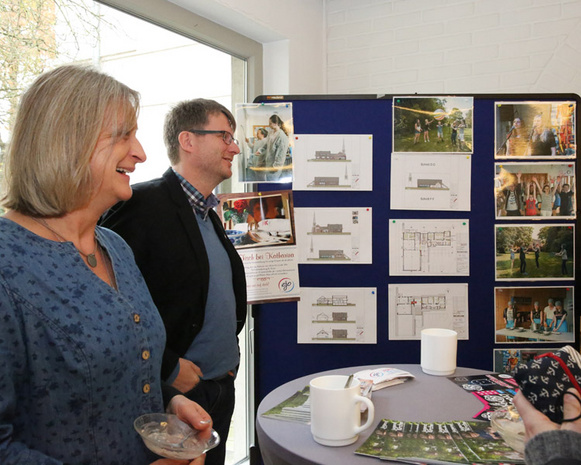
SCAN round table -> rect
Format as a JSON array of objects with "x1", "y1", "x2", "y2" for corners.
[{"x1": 256, "y1": 364, "x2": 491, "y2": 465}]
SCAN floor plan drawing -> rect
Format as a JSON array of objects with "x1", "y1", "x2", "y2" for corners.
[
  {"x1": 388, "y1": 283, "x2": 469, "y2": 340},
  {"x1": 298, "y1": 287, "x2": 377, "y2": 344},
  {"x1": 389, "y1": 219, "x2": 470, "y2": 276}
]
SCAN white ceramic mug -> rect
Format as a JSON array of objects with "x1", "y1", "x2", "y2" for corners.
[
  {"x1": 420, "y1": 328, "x2": 458, "y2": 376},
  {"x1": 309, "y1": 374, "x2": 375, "y2": 446}
]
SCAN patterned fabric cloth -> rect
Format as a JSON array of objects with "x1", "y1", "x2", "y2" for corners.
[
  {"x1": 514, "y1": 346, "x2": 581, "y2": 423},
  {"x1": 0, "y1": 218, "x2": 165, "y2": 464}
]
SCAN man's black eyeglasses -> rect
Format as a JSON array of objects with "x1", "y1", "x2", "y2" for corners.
[{"x1": 186, "y1": 129, "x2": 239, "y2": 146}]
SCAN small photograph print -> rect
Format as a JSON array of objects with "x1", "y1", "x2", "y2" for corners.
[
  {"x1": 495, "y1": 101, "x2": 576, "y2": 159},
  {"x1": 216, "y1": 190, "x2": 295, "y2": 249},
  {"x1": 493, "y1": 348, "x2": 555, "y2": 375},
  {"x1": 292, "y1": 134, "x2": 373, "y2": 191},
  {"x1": 495, "y1": 162, "x2": 576, "y2": 219},
  {"x1": 495, "y1": 224, "x2": 574, "y2": 280},
  {"x1": 494, "y1": 286, "x2": 574, "y2": 343},
  {"x1": 235, "y1": 103, "x2": 294, "y2": 183},
  {"x1": 393, "y1": 96, "x2": 474, "y2": 153}
]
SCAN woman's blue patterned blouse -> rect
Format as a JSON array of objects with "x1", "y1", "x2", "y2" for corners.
[{"x1": 0, "y1": 218, "x2": 166, "y2": 464}]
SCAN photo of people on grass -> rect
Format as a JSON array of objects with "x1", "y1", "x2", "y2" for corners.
[
  {"x1": 495, "y1": 101, "x2": 576, "y2": 159},
  {"x1": 495, "y1": 224, "x2": 574, "y2": 280},
  {"x1": 495, "y1": 162, "x2": 576, "y2": 219},
  {"x1": 392, "y1": 96, "x2": 474, "y2": 153}
]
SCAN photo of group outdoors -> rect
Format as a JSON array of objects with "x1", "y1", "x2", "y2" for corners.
[
  {"x1": 235, "y1": 102, "x2": 294, "y2": 183},
  {"x1": 495, "y1": 162, "x2": 576, "y2": 219},
  {"x1": 493, "y1": 348, "x2": 554, "y2": 375},
  {"x1": 392, "y1": 96, "x2": 474, "y2": 153},
  {"x1": 495, "y1": 101, "x2": 576, "y2": 158},
  {"x1": 217, "y1": 191, "x2": 295, "y2": 249},
  {"x1": 495, "y1": 224, "x2": 574, "y2": 280},
  {"x1": 494, "y1": 286, "x2": 574, "y2": 343}
]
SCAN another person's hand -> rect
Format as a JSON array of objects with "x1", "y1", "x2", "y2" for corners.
[
  {"x1": 172, "y1": 358, "x2": 203, "y2": 393},
  {"x1": 513, "y1": 388, "x2": 581, "y2": 442},
  {"x1": 149, "y1": 396, "x2": 213, "y2": 465}
]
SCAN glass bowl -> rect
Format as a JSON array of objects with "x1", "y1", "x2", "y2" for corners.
[
  {"x1": 134, "y1": 413, "x2": 220, "y2": 460},
  {"x1": 490, "y1": 406, "x2": 525, "y2": 453}
]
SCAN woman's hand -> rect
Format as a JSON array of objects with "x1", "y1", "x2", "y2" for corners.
[
  {"x1": 147, "y1": 396, "x2": 213, "y2": 465},
  {"x1": 513, "y1": 388, "x2": 581, "y2": 442}
]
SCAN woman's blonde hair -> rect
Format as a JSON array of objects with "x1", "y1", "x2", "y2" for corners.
[{"x1": 1, "y1": 65, "x2": 140, "y2": 216}]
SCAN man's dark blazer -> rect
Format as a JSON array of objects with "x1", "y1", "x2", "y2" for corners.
[{"x1": 101, "y1": 168, "x2": 247, "y2": 380}]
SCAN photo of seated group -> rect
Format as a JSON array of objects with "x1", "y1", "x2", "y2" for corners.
[
  {"x1": 495, "y1": 224, "x2": 574, "y2": 280},
  {"x1": 494, "y1": 286, "x2": 574, "y2": 343},
  {"x1": 495, "y1": 100, "x2": 576, "y2": 158},
  {"x1": 495, "y1": 162, "x2": 576, "y2": 219}
]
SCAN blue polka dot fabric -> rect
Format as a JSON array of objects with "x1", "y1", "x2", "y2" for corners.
[{"x1": 0, "y1": 218, "x2": 166, "y2": 464}]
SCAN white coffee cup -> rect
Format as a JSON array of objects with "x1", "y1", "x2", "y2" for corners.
[
  {"x1": 309, "y1": 374, "x2": 375, "y2": 446},
  {"x1": 420, "y1": 328, "x2": 458, "y2": 376}
]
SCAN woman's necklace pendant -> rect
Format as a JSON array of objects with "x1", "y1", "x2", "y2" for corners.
[{"x1": 86, "y1": 253, "x2": 98, "y2": 268}]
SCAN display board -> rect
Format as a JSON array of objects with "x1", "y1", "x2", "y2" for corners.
[{"x1": 247, "y1": 94, "x2": 580, "y2": 404}]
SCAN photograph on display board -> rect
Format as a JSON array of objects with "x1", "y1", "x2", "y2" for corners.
[
  {"x1": 495, "y1": 224, "x2": 574, "y2": 280},
  {"x1": 392, "y1": 96, "x2": 474, "y2": 153},
  {"x1": 493, "y1": 348, "x2": 555, "y2": 375},
  {"x1": 494, "y1": 101, "x2": 576, "y2": 159},
  {"x1": 390, "y1": 153, "x2": 472, "y2": 211},
  {"x1": 495, "y1": 162, "x2": 576, "y2": 219},
  {"x1": 234, "y1": 103, "x2": 293, "y2": 183},
  {"x1": 494, "y1": 286, "x2": 574, "y2": 344},
  {"x1": 291, "y1": 134, "x2": 373, "y2": 191},
  {"x1": 216, "y1": 190, "x2": 295, "y2": 249}
]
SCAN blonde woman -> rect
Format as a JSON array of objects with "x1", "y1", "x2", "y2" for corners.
[{"x1": 0, "y1": 65, "x2": 210, "y2": 464}]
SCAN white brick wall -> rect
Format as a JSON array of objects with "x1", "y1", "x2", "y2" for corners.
[{"x1": 326, "y1": 0, "x2": 581, "y2": 97}]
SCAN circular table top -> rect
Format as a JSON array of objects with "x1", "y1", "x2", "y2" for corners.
[{"x1": 256, "y1": 364, "x2": 492, "y2": 465}]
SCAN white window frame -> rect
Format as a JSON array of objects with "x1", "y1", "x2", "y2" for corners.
[{"x1": 95, "y1": 2, "x2": 261, "y2": 464}]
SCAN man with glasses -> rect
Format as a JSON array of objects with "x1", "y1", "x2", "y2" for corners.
[{"x1": 101, "y1": 99, "x2": 247, "y2": 465}]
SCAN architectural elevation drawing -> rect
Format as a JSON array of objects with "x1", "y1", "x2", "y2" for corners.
[
  {"x1": 298, "y1": 287, "x2": 377, "y2": 344},
  {"x1": 294, "y1": 207, "x2": 372, "y2": 264},
  {"x1": 391, "y1": 153, "x2": 472, "y2": 211},
  {"x1": 292, "y1": 134, "x2": 373, "y2": 191},
  {"x1": 389, "y1": 219, "x2": 470, "y2": 276},
  {"x1": 388, "y1": 283, "x2": 469, "y2": 340}
]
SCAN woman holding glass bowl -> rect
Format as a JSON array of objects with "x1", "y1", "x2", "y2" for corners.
[{"x1": 0, "y1": 65, "x2": 211, "y2": 464}]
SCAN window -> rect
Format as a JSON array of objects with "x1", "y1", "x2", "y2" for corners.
[{"x1": 1, "y1": 1, "x2": 259, "y2": 463}]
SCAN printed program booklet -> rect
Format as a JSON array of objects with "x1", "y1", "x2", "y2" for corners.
[
  {"x1": 356, "y1": 418, "x2": 524, "y2": 464},
  {"x1": 261, "y1": 386, "x2": 311, "y2": 424}
]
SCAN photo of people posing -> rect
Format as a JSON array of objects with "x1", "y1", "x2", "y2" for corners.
[
  {"x1": 217, "y1": 190, "x2": 295, "y2": 249},
  {"x1": 495, "y1": 162, "x2": 576, "y2": 219},
  {"x1": 235, "y1": 102, "x2": 294, "y2": 183},
  {"x1": 495, "y1": 224, "x2": 574, "y2": 280},
  {"x1": 494, "y1": 286, "x2": 574, "y2": 343},
  {"x1": 495, "y1": 101, "x2": 576, "y2": 158},
  {"x1": 493, "y1": 348, "x2": 554, "y2": 374},
  {"x1": 392, "y1": 96, "x2": 474, "y2": 153}
]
